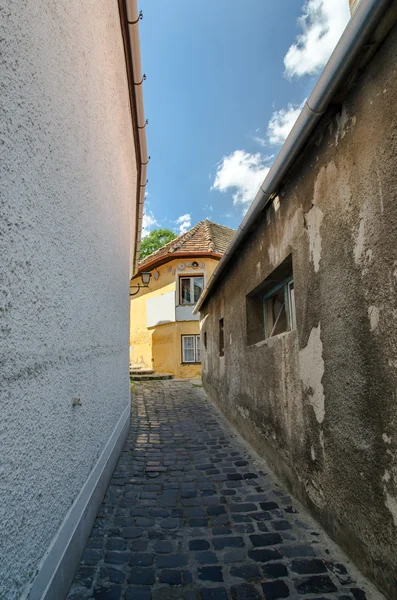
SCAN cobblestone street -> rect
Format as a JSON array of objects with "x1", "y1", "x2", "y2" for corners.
[{"x1": 67, "y1": 381, "x2": 380, "y2": 600}]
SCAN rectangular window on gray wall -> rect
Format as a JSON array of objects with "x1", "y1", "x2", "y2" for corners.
[
  {"x1": 182, "y1": 335, "x2": 201, "y2": 363},
  {"x1": 219, "y1": 318, "x2": 224, "y2": 357},
  {"x1": 246, "y1": 255, "x2": 296, "y2": 345}
]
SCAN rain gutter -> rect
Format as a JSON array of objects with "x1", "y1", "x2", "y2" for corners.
[
  {"x1": 194, "y1": 0, "x2": 393, "y2": 314},
  {"x1": 119, "y1": 0, "x2": 148, "y2": 276}
]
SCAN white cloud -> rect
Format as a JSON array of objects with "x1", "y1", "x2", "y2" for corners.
[
  {"x1": 267, "y1": 100, "x2": 306, "y2": 145},
  {"x1": 142, "y1": 210, "x2": 158, "y2": 238},
  {"x1": 284, "y1": 0, "x2": 350, "y2": 78},
  {"x1": 176, "y1": 213, "x2": 191, "y2": 235},
  {"x1": 252, "y1": 136, "x2": 267, "y2": 147},
  {"x1": 212, "y1": 150, "x2": 270, "y2": 212}
]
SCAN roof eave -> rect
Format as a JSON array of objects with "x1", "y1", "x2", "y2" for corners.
[{"x1": 194, "y1": 0, "x2": 396, "y2": 314}]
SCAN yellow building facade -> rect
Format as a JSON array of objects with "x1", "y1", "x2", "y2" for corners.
[{"x1": 129, "y1": 220, "x2": 235, "y2": 378}]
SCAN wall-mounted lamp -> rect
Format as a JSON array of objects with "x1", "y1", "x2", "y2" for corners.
[{"x1": 130, "y1": 271, "x2": 152, "y2": 296}]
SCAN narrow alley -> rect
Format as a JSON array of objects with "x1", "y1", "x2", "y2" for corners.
[{"x1": 67, "y1": 381, "x2": 379, "y2": 600}]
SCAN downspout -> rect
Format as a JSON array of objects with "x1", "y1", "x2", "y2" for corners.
[
  {"x1": 120, "y1": 0, "x2": 149, "y2": 276},
  {"x1": 194, "y1": 0, "x2": 392, "y2": 314}
]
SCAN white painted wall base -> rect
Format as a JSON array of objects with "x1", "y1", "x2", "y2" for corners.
[{"x1": 25, "y1": 403, "x2": 131, "y2": 600}]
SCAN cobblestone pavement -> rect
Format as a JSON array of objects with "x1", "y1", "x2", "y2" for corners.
[{"x1": 67, "y1": 381, "x2": 381, "y2": 600}]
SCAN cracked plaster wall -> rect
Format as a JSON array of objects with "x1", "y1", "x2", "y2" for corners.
[
  {"x1": 0, "y1": 2, "x2": 136, "y2": 598},
  {"x1": 201, "y1": 23, "x2": 397, "y2": 599}
]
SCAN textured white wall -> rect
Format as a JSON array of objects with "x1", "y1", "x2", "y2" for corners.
[{"x1": 0, "y1": 1, "x2": 137, "y2": 597}]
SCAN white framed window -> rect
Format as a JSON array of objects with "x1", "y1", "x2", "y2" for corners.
[
  {"x1": 182, "y1": 335, "x2": 201, "y2": 363},
  {"x1": 263, "y1": 277, "x2": 296, "y2": 338},
  {"x1": 179, "y1": 276, "x2": 204, "y2": 305}
]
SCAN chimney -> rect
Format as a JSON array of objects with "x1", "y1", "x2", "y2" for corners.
[{"x1": 349, "y1": 0, "x2": 360, "y2": 14}]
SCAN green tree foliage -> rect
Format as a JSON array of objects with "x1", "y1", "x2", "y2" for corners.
[{"x1": 140, "y1": 228, "x2": 177, "y2": 259}]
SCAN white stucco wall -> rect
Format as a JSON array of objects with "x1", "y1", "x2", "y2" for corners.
[
  {"x1": 146, "y1": 292, "x2": 176, "y2": 327},
  {"x1": 0, "y1": 2, "x2": 137, "y2": 598}
]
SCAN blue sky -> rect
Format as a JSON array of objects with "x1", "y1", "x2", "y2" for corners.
[{"x1": 139, "y1": 0, "x2": 350, "y2": 236}]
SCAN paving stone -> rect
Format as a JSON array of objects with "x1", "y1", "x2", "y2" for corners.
[
  {"x1": 189, "y1": 517, "x2": 208, "y2": 527},
  {"x1": 199, "y1": 566, "x2": 224, "y2": 582},
  {"x1": 128, "y1": 568, "x2": 156, "y2": 585},
  {"x1": 213, "y1": 536, "x2": 245, "y2": 550},
  {"x1": 224, "y1": 550, "x2": 246, "y2": 563},
  {"x1": 160, "y1": 517, "x2": 179, "y2": 529},
  {"x1": 281, "y1": 545, "x2": 315, "y2": 558},
  {"x1": 262, "y1": 562, "x2": 288, "y2": 578},
  {"x1": 271, "y1": 520, "x2": 292, "y2": 531},
  {"x1": 212, "y1": 526, "x2": 232, "y2": 535},
  {"x1": 200, "y1": 589, "x2": 228, "y2": 600},
  {"x1": 136, "y1": 516, "x2": 155, "y2": 528},
  {"x1": 154, "y1": 540, "x2": 173, "y2": 553},
  {"x1": 230, "y1": 503, "x2": 257, "y2": 513},
  {"x1": 290, "y1": 558, "x2": 327, "y2": 574},
  {"x1": 249, "y1": 533, "x2": 282, "y2": 547},
  {"x1": 122, "y1": 527, "x2": 142, "y2": 539},
  {"x1": 231, "y1": 584, "x2": 262, "y2": 599},
  {"x1": 294, "y1": 575, "x2": 338, "y2": 594},
  {"x1": 261, "y1": 580, "x2": 290, "y2": 599},
  {"x1": 100, "y1": 566, "x2": 126, "y2": 584},
  {"x1": 230, "y1": 563, "x2": 262, "y2": 581},
  {"x1": 248, "y1": 548, "x2": 282, "y2": 563},
  {"x1": 129, "y1": 553, "x2": 154, "y2": 567},
  {"x1": 152, "y1": 588, "x2": 182, "y2": 600},
  {"x1": 159, "y1": 569, "x2": 183, "y2": 584},
  {"x1": 93, "y1": 587, "x2": 122, "y2": 600},
  {"x1": 260, "y1": 502, "x2": 279, "y2": 511},
  {"x1": 189, "y1": 539, "x2": 210, "y2": 551},
  {"x1": 74, "y1": 565, "x2": 96, "y2": 588},
  {"x1": 196, "y1": 551, "x2": 219, "y2": 565},
  {"x1": 67, "y1": 381, "x2": 377, "y2": 600},
  {"x1": 105, "y1": 538, "x2": 126, "y2": 551},
  {"x1": 207, "y1": 505, "x2": 226, "y2": 516},
  {"x1": 104, "y1": 551, "x2": 130, "y2": 565},
  {"x1": 156, "y1": 553, "x2": 189, "y2": 568},
  {"x1": 235, "y1": 524, "x2": 255, "y2": 534},
  {"x1": 251, "y1": 512, "x2": 272, "y2": 521},
  {"x1": 81, "y1": 549, "x2": 101, "y2": 566}
]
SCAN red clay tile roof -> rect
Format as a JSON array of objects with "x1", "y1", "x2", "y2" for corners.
[{"x1": 138, "y1": 220, "x2": 235, "y2": 270}]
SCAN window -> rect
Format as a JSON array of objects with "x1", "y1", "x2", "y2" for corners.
[
  {"x1": 219, "y1": 318, "x2": 224, "y2": 357},
  {"x1": 263, "y1": 277, "x2": 295, "y2": 338},
  {"x1": 179, "y1": 276, "x2": 204, "y2": 305},
  {"x1": 246, "y1": 255, "x2": 296, "y2": 345},
  {"x1": 204, "y1": 331, "x2": 207, "y2": 350},
  {"x1": 182, "y1": 335, "x2": 201, "y2": 363}
]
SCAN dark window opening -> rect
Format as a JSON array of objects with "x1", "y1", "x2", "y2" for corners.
[
  {"x1": 204, "y1": 331, "x2": 207, "y2": 349},
  {"x1": 219, "y1": 318, "x2": 224, "y2": 357},
  {"x1": 246, "y1": 255, "x2": 296, "y2": 346}
]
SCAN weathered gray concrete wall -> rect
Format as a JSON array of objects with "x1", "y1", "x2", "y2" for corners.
[
  {"x1": 0, "y1": 1, "x2": 137, "y2": 598},
  {"x1": 201, "y1": 22, "x2": 397, "y2": 599}
]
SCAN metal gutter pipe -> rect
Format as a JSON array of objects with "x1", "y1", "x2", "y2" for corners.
[
  {"x1": 125, "y1": 0, "x2": 149, "y2": 275},
  {"x1": 194, "y1": 0, "x2": 392, "y2": 314}
]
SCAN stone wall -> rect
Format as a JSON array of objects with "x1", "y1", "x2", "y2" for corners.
[
  {"x1": 0, "y1": 1, "x2": 137, "y2": 598},
  {"x1": 200, "y1": 22, "x2": 397, "y2": 599}
]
